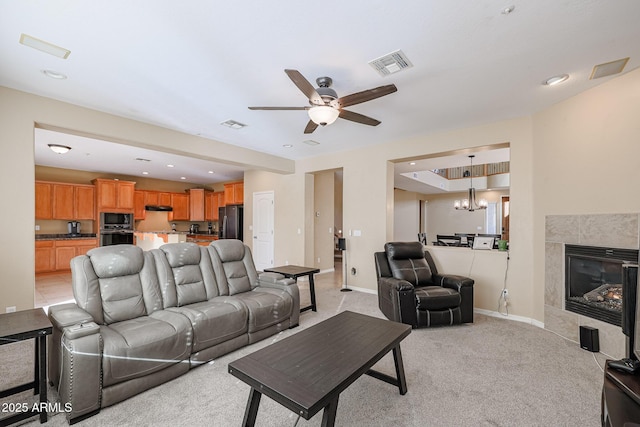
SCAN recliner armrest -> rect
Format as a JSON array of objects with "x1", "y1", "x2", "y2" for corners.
[
  {"x1": 258, "y1": 272, "x2": 296, "y2": 288},
  {"x1": 48, "y1": 303, "x2": 95, "y2": 330},
  {"x1": 378, "y1": 277, "x2": 415, "y2": 293},
  {"x1": 433, "y1": 274, "x2": 474, "y2": 292},
  {"x1": 257, "y1": 272, "x2": 300, "y2": 328}
]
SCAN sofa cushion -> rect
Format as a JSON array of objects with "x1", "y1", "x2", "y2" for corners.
[
  {"x1": 209, "y1": 240, "x2": 259, "y2": 295},
  {"x1": 415, "y1": 286, "x2": 461, "y2": 310},
  {"x1": 230, "y1": 288, "x2": 293, "y2": 333},
  {"x1": 100, "y1": 310, "x2": 192, "y2": 387},
  {"x1": 168, "y1": 297, "x2": 248, "y2": 352},
  {"x1": 159, "y1": 243, "x2": 208, "y2": 306}
]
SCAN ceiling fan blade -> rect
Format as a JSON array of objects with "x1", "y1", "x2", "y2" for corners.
[
  {"x1": 304, "y1": 120, "x2": 319, "y2": 134},
  {"x1": 333, "y1": 84, "x2": 397, "y2": 109},
  {"x1": 248, "y1": 106, "x2": 309, "y2": 110},
  {"x1": 338, "y1": 109, "x2": 381, "y2": 126},
  {"x1": 285, "y1": 69, "x2": 324, "y2": 106}
]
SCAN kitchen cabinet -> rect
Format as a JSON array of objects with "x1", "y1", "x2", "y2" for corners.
[
  {"x1": 35, "y1": 240, "x2": 55, "y2": 273},
  {"x1": 205, "y1": 191, "x2": 223, "y2": 221},
  {"x1": 35, "y1": 182, "x2": 53, "y2": 219},
  {"x1": 93, "y1": 179, "x2": 135, "y2": 211},
  {"x1": 190, "y1": 189, "x2": 213, "y2": 221},
  {"x1": 170, "y1": 193, "x2": 189, "y2": 221},
  {"x1": 134, "y1": 190, "x2": 146, "y2": 220},
  {"x1": 35, "y1": 238, "x2": 98, "y2": 273},
  {"x1": 145, "y1": 191, "x2": 159, "y2": 206},
  {"x1": 36, "y1": 181, "x2": 95, "y2": 220},
  {"x1": 74, "y1": 185, "x2": 95, "y2": 219},
  {"x1": 223, "y1": 182, "x2": 244, "y2": 206},
  {"x1": 158, "y1": 192, "x2": 172, "y2": 206},
  {"x1": 52, "y1": 184, "x2": 74, "y2": 219}
]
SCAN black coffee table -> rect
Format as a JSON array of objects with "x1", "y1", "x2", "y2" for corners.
[{"x1": 228, "y1": 311, "x2": 411, "y2": 426}]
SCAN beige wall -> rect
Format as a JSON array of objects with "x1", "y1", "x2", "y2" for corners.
[
  {"x1": 3, "y1": 66, "x2": 638, "y2": 322},
  {"x1": 532, "y1": 67, "x2": 640, "y2": 323},
  {"x1": 393, "y1": 189, "x2": 422, "y2": 242}
]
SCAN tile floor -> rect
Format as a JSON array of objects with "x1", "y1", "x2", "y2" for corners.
[{"x1": 35, "y1": 261, "x2": 345, "y2": 309}]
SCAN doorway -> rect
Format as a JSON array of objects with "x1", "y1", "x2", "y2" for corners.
[{"x1": 252, "y1": 191, "x2": 274, "y2": 271}]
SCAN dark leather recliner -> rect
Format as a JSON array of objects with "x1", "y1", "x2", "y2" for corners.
[{"x1": 374, "y1": 241, "x2": 474, "y2": 327}]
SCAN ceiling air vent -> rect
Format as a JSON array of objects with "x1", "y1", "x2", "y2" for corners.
[
  {"x1": 368, "y1": 49, "x2": 413, "y2": 77},
  {"x1": 220, "y1": 119, "x2": 247, "y2": 129},
  {"x1": 590, "y1": 57, "x2": 629, "y2": 80}
]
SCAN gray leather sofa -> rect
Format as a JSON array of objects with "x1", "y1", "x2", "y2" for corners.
[{"x1": 47, "y1": 240, "x2": 300, "y2": 423}]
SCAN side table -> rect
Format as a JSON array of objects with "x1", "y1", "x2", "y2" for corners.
[
  {"x1": 263, "y1": 265, "x2": 320, "y2": 312},
  {"x1": 0, "y1": 308, "x2": 52, "y2": 426}
]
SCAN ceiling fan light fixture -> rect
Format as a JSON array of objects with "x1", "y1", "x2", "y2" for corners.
[
  {"x1": 48, "y1": 144, "x2": 71, "y2": 154},
  {"x1": 308, "y1": 106, "x2": 339, "y2": 126}
]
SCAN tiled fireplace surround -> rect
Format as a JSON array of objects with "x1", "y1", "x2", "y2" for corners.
[{"x1": 545, "y1": 213, "x2": 640, "y2": 359}]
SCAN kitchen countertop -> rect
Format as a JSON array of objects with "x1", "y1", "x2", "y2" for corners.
[{"x1": 35, "y1": 233, "x2": 97, "y2": 240}]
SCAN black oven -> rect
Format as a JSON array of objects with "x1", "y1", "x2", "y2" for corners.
[
  {"x1": 99, "y1": 212, "x2": 134, "y2": 246},
  {"x1": 100, "y1": 230, "x2": 134, "y2": 246}
]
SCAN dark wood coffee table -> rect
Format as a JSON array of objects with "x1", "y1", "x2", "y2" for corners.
[
  {"x1": 228, "y1": 311, "x2": 411, "y2": 426},
  {"x1": 263, "y1": 265, "x2": 320, "y2": 312}
]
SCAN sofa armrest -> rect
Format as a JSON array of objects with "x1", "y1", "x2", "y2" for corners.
[
  {"x1": 433, "y1": 274, "x2": 475, "y2": 323},
  {"x1": 377, "y1": 277, "x2": 418, "y2": 327},
  {"x1": 257, "y1": 272, "x2": 300, "y2": 327},
  {"x1": 49, "y1": 303, "x2": 95, "y2": 330}
]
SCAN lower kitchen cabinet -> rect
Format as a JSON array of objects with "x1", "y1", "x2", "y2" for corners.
[{"x1": 35, "y1": 239, "x2": 98, "y2": 273}]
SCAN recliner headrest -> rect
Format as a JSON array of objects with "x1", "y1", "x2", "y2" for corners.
[
  {"x1": 160, "y1": 242, "x2": 201, "y2": 267},
  {"x1": 211, "y1": 239, "x2": 246, "y2": 262},
  {"x1": 385, "y1": 241, "x2": 424, "y2": 260},
  {"x1": 86, "y1": 244, "x2": 144, "y2": 278}
]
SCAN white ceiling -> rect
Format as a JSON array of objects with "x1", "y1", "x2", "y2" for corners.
[{"x1": 2, "y1": 1, "x2": 640, "y2": 185}]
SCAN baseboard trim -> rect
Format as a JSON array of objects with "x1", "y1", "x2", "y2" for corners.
[
  {"x1": 339, "y1": 285, "x2": 377, "y2": 295},
  {"x1": 474, "y1": 308, "x2": 545, "y2": 329}
]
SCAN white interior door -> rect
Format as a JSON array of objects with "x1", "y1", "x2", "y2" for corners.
[{"x1": 252, "y1": 191, "x2": 274, "y2": 271}]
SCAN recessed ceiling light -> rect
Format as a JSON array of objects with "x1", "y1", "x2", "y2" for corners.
[
  {"x1": 208, "y1": 171, "x2": 214, "y2": 174},
  {"x1": 501, "y1": 5, "x2": 515, "y2": 14},
  {"x1": 47, "y1": 144, "x2": 71, "y2": 154},
  {"x1": 409, "y1": 162, "x2": 416, "y2": 166},
  {"x1": 142, "y1": 171, "x2": 149, "y2": 175},
  {"x1": 19, "y1": 34, "x2": 70, "y2": 59},
  {"x1": 166, "y1": 164, "x2": 175, "y2": 168},
  {"x1": 42, "y1": 69, "x2": 67, "y2": 80},
  {"x1": 180, "y1": 177, "x2": 187, "y2": 180},
  {"x1": 283, "y1": 144, "x2": 293, "y2": 148},
  {"x1": 220, "y1": 119, "x2": 247, "y2": 129},
  {"x1": 543, "y1": 74, "x2": 569, "y2": 86}
]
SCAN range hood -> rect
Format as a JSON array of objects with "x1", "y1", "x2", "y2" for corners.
[{"x1": 145, "y1": 205, "x2": 173, "y2": 212}]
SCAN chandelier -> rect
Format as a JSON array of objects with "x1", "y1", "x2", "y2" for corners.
[{"x1": 454, "y1": 155, "x2": 487, "y2": 212}]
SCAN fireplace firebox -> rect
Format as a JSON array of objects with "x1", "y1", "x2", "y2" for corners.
[{"x1": 565, "y1": 245, "x2": 639, "y2": 326}]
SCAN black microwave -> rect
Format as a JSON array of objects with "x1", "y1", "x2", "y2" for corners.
[{"x1": 100, "y1": 212, "x2": 133, "y2": 229}]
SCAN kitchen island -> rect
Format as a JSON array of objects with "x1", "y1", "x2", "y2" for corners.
[{"x1": 134, "y1": 231, "x2": 187, "y2": 251}]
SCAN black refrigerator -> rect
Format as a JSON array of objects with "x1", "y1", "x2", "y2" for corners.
[{"x1": 219, "y1": 204, "x2": 243, "y2": 240}]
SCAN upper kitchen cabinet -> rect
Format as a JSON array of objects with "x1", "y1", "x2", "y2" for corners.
[
  {"x1": 93, "y1": 179, "x2": 135, "y2": 212},
  {"x1": 35, "y1": 181, "x2": 95, "y2": 220},
  {"x1": 190, "y1": 188, "x2": 215, "y2": 221},
  {"x1": 35, "y1": 181, "x2": 53, "y2": 219},
  {"x1": 134, "y1": 190, "x2": 146, "y2": 220},
  {"x1": 205, "y1": 191, "x2": 223, "y2": 221},
  {"x1": 170, "y1": 192, "x2": 189, "y2": 221},
  {"x1": 223, "y1": 181, "x2": 244, "y2": 206}
]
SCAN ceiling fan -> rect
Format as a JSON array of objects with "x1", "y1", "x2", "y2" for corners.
[{"x1": 249, "y1": 69, "x2": 397, "y2": 134}]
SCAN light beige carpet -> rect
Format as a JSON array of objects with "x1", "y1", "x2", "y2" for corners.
[{"x1": 2, "y1": 280, "x2": 607, "y2": 426}]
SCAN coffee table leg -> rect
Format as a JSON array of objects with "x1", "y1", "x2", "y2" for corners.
[
  {"x1": 242, "y1": 388, "x2": 262, "y2": 427},
  {"x1": 320, "y1": 395, "x2": 339, "y2": 427},
  {"x1": 38, "y1": 334, "x2": 48, "y2": 423},
  {"x1": 308, "y1": 274, "x2": 317, "y2": 312},
  {"x1": 392, "y1": 345, "x2": 407, "y2": 395}
]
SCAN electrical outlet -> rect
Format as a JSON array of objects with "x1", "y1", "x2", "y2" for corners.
[
  {"x1": 351, "y1": 267, "x2": 357, "y2": 275},
  {"x1": 501, "y1": 289, "x2": 508, "y2": 298},
  {"x1": 6, "y1": 306, "x2": 16, "y2": 313}
]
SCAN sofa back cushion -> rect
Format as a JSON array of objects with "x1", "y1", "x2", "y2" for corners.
[
  {"x1": 75, "y1": 245, "x2": 153, "y2": 325},
  {"x1": 384, "y1": 241, "x2": 433, "y2": 286},
  {"x1": 208, "y1": 240, "x2": 258, "y2": 295},
  {"x1": 155, "y1": 243, "x2": 218, "y2": 306}
]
